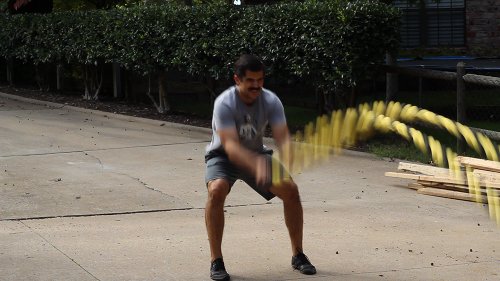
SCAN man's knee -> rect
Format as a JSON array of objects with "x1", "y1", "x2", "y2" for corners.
[
  {"x1": 207, "y1": 179, "x2": 230, "y2": 203},
  {"x1": 273, "y1": 181, "x2": 300, "y2": 202}
]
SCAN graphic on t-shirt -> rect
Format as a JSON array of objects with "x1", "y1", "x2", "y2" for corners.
[{"x1": 239, "y1": 114, "x2": 257, "y2": 141}]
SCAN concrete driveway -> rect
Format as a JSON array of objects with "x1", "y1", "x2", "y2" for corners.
[{"x1": 0, "y1": 92, "x2": 499, "y2": 281}]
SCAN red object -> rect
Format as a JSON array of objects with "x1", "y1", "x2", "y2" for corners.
[
  {"x1": 12, "y1": 0, "x2": 30, "y2": 10},
  {"x1": 7, "y1": 0, "x2": 53, "y2": 14}
]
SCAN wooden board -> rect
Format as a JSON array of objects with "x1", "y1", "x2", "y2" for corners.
[
  {"x1": 417, "y1": 181, "x2": 488, "y2": 195},
  {"x1": 407, "y1": 183, "x2": 424, "y2": 190},
  {"x1": 397, "y1": 162, "x2": 451, "y2": 176},
  {"x1": 458, "y1": 156, "x2": 500, "y2": 173},
  {"x1": 417, "y1": 187, "x2": 487, "y2": 203},
  {"x1": 385, "y1": 172, "x2": 500, "y2": 189},
  {"x1": 473, "y1": 169, "x2": 500, "y2": 183},
  {"x1": 388, "y1": 160, "x2": 500, "y2": 206},
  {"x1": 385, "y1": 172, "x2": 466, "y2": 185}
]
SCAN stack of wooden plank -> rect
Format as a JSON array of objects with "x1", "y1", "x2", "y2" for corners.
[{"x1": 385, "y1": 156, "x2": 500, "y2": 204}]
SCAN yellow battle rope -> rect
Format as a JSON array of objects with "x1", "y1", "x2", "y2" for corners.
[{"x1": 271, "y1": 100, "x2": 500, "y2": 225}]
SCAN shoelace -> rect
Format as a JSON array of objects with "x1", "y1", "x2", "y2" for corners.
[
  {"x1": 295, "y1": 253, "x2": 311, "y2": 265},
  {"x1": 212, "y1": 259, "x2": 226, "y2": 270}
]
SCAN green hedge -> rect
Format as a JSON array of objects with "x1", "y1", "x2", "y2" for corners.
[{"x1": 0, "y1": 1, "x2": 400, "y2": 89}]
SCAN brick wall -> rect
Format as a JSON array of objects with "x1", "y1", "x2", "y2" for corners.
[{"x1": 466, "y1": 0, "x2": 500, "y2": 54}]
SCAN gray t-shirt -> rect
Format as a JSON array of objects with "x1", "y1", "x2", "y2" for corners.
[{"x1": 205, "y1": 86, "x2": 286, "y2": 156}]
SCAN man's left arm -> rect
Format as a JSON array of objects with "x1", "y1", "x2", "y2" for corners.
[
  {"x1": 272, "y1": 124, "x2": 291, "y2": 150},
  {"x1": 272, "y1": 124, "x2": 293, "y2": 170},
  {"x1": 269, "y1": 95, "x2": 292, "y2": 169}
]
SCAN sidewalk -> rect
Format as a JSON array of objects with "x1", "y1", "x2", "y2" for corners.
[{"x1": 0, "y1": 93, "x2": 499, "y2": 281}]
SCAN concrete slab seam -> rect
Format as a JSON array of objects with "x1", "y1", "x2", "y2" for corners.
[
  {"x1": 1, "y1": 203, "x2": 273, "y2": 222},
  {"x1": 19, "y1": 221, "x2": 101, "y2": 281},
  {"x1": 0, "y1": 141, "x2": 209, "y2": 158}
]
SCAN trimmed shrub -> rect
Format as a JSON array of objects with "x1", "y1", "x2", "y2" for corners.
[{"x1": 0, "y1": 1, "x2": 400, "y2": 95}]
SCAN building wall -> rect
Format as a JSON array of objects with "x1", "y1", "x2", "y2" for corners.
[{"x1": 466, "y1": 0, "x2": 500, "y2": 54}]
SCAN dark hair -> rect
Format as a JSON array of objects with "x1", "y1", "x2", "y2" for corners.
[{"x1": 234, "y1": 54, "x2": 264, "y2": 78}]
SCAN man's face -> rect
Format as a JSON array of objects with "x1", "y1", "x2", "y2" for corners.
[{"x1": 234, "y1": 70, "x2": 264, "y2": 105}]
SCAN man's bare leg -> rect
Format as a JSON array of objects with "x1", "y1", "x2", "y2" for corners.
[
  {"x1": 270, "y1": 181, "x2": 316, "y2": 275},
  {"x1": 205, "y1": 179, "x2": 230, "y2": 261},
  {"x1": 269, "y1": 181, "x2": 303, "y2": 255}
]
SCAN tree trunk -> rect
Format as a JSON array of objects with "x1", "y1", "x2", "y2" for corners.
[
  {"x1": 56, "y1": 63, "x2": 64, "y2": 91},
  {"x1": 206, "y1": 76, "x2": 217, "y2": 105},
  {"x1": 145, "y1": 74, "x2": 160, "y2": 111},
  {"x1": 35, "y1": 64, "x2": 43, "y2": 91},
  {"x1": 92, "y1": 67, "x2": 103, "y2": 100},
  {"x1": 35, "y1": 64, "x2": 50, "y2": 91},
  {"x1": 145, "y1": 71, "x2": 170, "y2": 114},
  {"x1": 83, "y1": 65, "x2": 91, "y2": 100},
  {"x1": 82, "y1": 64, "x2": 103, "y2": 101},
  {"x1": 112, "y1": 63, "x2": 123, "y2": 99},
  {"x1": 158, "y1": 70, "x2": 170, "y2": 113},
  {"x1": 6, "y1": 58, "x2": 13, "y2": 86},
  {"x1": 123, "y1": 68, "x2": 131, "y2": 102}
]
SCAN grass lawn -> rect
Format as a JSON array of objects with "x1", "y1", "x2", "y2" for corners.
[
  {"x1": 364, "y1": 136, "x2": 432, "y2": 163},
  {"x1": 283, "y1": 104, "x2": 499, "y2": 164}
]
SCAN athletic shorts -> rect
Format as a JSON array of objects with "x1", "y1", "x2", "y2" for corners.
[{"x1": 205, "y1": 151, "x2": 291, "y2": 201}]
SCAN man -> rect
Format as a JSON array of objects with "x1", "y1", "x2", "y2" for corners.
[{"x1": 204, "y1": 54, "x2": 316, "y2": 281}]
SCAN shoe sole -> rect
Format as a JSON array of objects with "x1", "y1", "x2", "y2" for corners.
[{"x1": 292, "y1": 265, "x2": 317, "y2": 275}]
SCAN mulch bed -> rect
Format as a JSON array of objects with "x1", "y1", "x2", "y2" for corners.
[{"x1": 0, "y1": 85, "x2": 213, "y2": 129}]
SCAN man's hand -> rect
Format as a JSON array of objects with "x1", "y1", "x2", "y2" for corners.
[{"x1": 219, "y1": 128, "x2": 266, "y2": 182}]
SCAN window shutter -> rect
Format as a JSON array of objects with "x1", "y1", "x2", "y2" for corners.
[{"x1": 394, "y1": 0, "x2": 465, "y2": 48}]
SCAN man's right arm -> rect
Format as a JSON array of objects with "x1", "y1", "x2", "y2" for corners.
[{"x1": 218, "y1": 128, "x2": 268, "y2": 186}]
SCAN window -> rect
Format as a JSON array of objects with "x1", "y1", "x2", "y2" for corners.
[{"x1": 394, "y1": 0, "x2": 465, "y2": 48}]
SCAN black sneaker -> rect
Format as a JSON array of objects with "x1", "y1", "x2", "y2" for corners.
[
  {"x1": 291, "y1": 252, "x2": 317, "y2": 275},
  {"x1": 210, "y1": 258, "x2": 230, "y2": 281}
]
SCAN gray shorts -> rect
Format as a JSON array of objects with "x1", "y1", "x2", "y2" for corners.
[{"x1": 205, "y1": 153, "x2": 291, "y2": 201}]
